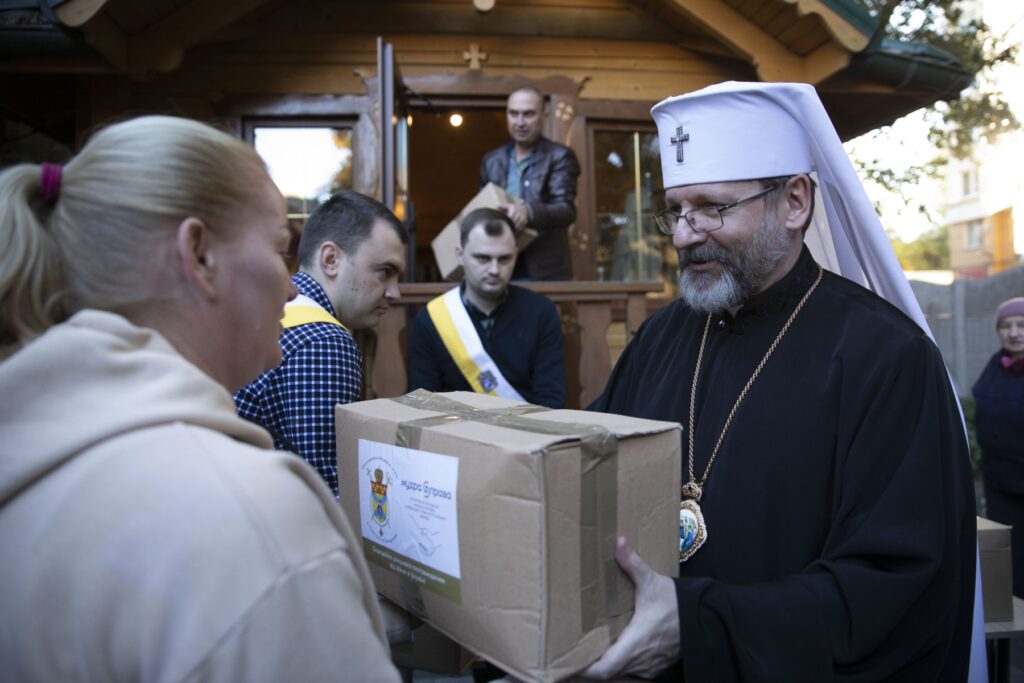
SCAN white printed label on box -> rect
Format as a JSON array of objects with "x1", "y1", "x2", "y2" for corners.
[{"x1": 358, "y1": 438, "x2": 462, "y2": 602}]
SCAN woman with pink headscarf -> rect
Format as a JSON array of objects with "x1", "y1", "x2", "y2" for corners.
[{"x1": 974, "y1": 296, "x2": 1024, "y2": 596}]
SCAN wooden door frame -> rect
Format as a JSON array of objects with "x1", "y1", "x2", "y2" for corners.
[{"x1": 573, "y1": 100, "x2": 659, "y2": 280}]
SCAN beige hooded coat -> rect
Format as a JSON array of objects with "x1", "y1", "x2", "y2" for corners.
[{"x1": 0, "y1": 311, "x2": 400, "y2": 682}]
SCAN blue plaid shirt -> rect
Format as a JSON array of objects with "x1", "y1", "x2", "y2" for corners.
[{"x1": 234, "y1": 272, "x2": 363, "y2": 498}]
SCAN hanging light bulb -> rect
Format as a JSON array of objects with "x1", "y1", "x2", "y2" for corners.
[{"x1": 449, "y1": 113, "x2": 464, "y2": 127}]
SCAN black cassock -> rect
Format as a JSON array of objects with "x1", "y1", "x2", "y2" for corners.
[{"x1": 591, "y1": 247, "x2": 975, "y2": 682}]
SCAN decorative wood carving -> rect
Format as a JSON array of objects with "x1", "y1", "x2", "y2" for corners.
[{"x1": 462, "y1": 43, "x2": 488, "y2": 70}]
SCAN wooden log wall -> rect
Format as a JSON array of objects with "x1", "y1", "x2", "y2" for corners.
[{"x1": 77, "y1": 0, "x2": 752, "y2": 135}]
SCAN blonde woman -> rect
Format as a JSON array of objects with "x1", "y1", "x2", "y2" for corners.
[{"x1": 0, "y1": 116, "x2": 400, "y2": 682}]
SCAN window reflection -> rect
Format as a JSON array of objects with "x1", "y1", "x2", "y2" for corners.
[
  {"x1": 253, "y1": 126, "x2": 354, "y2": 220},
  {"x1": 593, "y1": 130, "x2": 676, "y2": 288}
]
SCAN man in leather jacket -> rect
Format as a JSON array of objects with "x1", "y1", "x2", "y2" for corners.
[{"x1": 480, "y1": 86, "x2": 580, "y2": 280}]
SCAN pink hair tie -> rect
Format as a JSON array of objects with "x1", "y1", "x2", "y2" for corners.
[{"x1": 40, "y1": 163, "x2": 62, "y2": 206}]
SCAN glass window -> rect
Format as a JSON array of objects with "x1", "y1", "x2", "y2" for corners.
[
  {"x1": 592, "y1": 129, "x2": 675, "y2": 286},
  {"x1": 961, "y1": 167, "x2": 977, "y2": 198},
  {"x1": 250, "y1": 124, "x2": 355, "y2": 221},
  {"x1": 965, "y1": 219, "x2": 984, "y2": 249}
]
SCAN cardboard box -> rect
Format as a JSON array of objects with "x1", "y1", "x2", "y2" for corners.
[
  {"x1": 431, "y1": 182, "x2": 537, "y2": 281},
  {"x1": 337, "y1": 390, "x2": 681, "y2": 683},
  {"x1": 978, "y1": 516, "x2": 1013, "y2": 622}
]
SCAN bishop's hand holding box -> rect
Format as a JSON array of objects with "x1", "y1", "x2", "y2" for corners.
[{"x1": 336, "y1": 390, "x2": 680, "y2": 683}]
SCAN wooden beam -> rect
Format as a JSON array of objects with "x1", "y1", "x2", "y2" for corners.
[
  {"x1": 77, "y1": 11, "x2": 128, "y2": 73},
  {"x1": 55, "y1": 0, "x2": 109, "y2": 27},
  {"x1": 659, "y1": 0, "x2": 858, "y2": 83},
  {"x1": 660, "y1": 0, "x2": 806, "y2": 81},
  {"x1": 242, "y1": 0, "x2": 678, "y2": 44},
  {"x1": 802, "y1": 40, "x2": 851, "y2": 84},
  {"x1": 126, "y1": 0, "x2": 275, "y2": 76},
  {"x1": 780, "y1": 0, "x2": 870, "y2": 51}
]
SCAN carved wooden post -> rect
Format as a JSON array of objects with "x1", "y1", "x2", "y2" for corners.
[
  {"x1": 370, "y1": 305, "x2": 410, "y2": 398},
  {"x1": 576, "y1": 301, "x2": 612, "y2": 408}
]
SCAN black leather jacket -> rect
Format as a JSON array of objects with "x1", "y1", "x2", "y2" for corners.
[{"x1": 480, "y1": 137, "x2": 580, "y2": 280}]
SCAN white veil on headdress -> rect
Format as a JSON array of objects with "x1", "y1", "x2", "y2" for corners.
[
  {"x1": 651, "y1": 81, "x2": 930, "y2": 331},
  {"x1": 651, "y1": 80, "x2": 985, "y2": 682}
]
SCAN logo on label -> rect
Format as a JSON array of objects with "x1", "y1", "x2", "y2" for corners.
[
  {"x1": 364, "y1": 458, "x2": 397, "y2": 541},
  {"x1": 371, "y1": 468, "x2": 389, "y2": 524}
]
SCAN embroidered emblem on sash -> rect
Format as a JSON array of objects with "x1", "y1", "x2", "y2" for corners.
[{"x1": 478, "y1": 370, "x2": 498, "y2": 392}]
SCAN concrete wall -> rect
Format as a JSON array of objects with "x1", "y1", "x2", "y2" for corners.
[{"x1": 910, "y1": 264, "x2": 1024, "y2": 394}]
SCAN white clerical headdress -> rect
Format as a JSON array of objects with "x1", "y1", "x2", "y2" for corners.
[
  {"x1": 653, "y1": 81, "x2": 988, "y2": 683},
  {"x1": 652, "y1": 82, "x2": 813, "y2": 186},
  {"x1": 650, "y1": 81, "x2": 929, "y2": 337}
]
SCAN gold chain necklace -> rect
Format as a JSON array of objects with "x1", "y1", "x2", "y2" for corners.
[{"x1": 679, "y1": 264, "x2": 823, "y2": 562}]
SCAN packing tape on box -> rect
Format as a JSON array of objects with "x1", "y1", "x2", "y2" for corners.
[{"x1": 390, "y1": 390, "x2": 626, "y2": 632}]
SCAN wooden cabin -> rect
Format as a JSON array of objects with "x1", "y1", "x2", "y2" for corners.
[{"x1": 1, "y1": 0, "x2": 972, "y2": 406}]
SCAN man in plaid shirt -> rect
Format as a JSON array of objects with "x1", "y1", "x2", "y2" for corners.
[{"x1": 235, "y1": 191, "x2": 407, "y2": 498}]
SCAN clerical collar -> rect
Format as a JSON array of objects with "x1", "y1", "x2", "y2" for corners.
[{"x1": 717, "y1": 246, "x2": 819, "y2": 328}]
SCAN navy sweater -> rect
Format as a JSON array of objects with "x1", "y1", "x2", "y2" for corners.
[{"x1": 407, "y1": 285, "x2": 566, "y2": 408}]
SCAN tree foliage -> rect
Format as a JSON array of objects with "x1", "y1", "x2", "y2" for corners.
[
  {"x1": 852, "y1": 152, "x2": 946, "y2": 225},
  {"x1": 889, "y1": 224, "x2": 950, "y2": 270},
  {"x1": 856, "y1": 0, "x2": 1019, "y2": 161},
  {"x1": 848, "y1": 0, "x2": 1019, "y2": 256}
]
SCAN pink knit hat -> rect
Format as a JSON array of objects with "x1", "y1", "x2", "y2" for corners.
[{"x1": 996, "y1": 297, "x2": 1024, "y2": 325}]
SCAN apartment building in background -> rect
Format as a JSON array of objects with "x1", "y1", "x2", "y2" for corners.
[
  {"x1": 943, "y1": 0, "x2": 1024, "y2": 279},
  {"x1": 944, "y1": 137, "x2": 1024, "y2": 279}
]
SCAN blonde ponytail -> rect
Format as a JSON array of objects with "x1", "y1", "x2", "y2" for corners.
[
  {"x1": 0, "y1": 116, "x2": 268, "y2": 352},
  {"x1": 0, "y1": 165, "x2": 69, "y2": 349}
]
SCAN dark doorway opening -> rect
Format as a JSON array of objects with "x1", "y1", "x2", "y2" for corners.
[{"x1": 408, "y1": 106, "x2": 508, "y2": 282}]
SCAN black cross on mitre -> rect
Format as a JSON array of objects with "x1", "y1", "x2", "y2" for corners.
[{"x1": 671, "y1": 126, "x2": 689, "y2": 163}]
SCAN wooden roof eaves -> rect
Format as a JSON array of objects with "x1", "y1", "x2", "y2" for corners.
[
  {"x1": 54, "y1": 0, "x2": 107, "y2": 27},
  {"x1": 72, "y1": 9, "x2": 127, "y2": 72},
  {"x1": 658, "y1": 0, "x2": 854, "y2": 84},
  {"x1": 778, "y1": 0, "x2": 870, "y2": 52},
  {"x1": 53, "y1": 0, "x2": 276, "y2": 78}
]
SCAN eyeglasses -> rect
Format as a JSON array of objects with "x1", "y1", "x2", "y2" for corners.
[{"x1": 654, "y1": 183, "x2": 782, "y2": 236}]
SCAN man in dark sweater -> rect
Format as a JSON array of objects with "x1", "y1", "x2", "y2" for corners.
[{"x1": 407, "y1": 208, "x2": 565, "y2": 408}]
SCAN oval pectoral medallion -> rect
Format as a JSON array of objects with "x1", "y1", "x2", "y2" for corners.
[{"x1": 679, "y1": 499, "x2": 707, "y2": 562}]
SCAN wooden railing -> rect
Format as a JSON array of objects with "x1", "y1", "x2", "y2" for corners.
[{"x1": 367, "y1": 281, "x2": 664, "y2": 409}]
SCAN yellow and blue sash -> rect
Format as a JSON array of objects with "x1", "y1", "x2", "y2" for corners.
[
  {"x1": 426, "y1": 287, "x2": 524, "y2": 400},
  {"x1": 280, "y1": 294, "x2": 349, "y2": 332}
]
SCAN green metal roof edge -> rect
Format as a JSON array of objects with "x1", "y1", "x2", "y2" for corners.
[
  {"x1": 877, "y1": 37, "x2": 963, "y2": 65},
  {"x1": 815, "y1": 0, "x2": 973, "y2": 96}
]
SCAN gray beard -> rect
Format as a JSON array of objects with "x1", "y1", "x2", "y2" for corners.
[{"x1": 677, "y1": 210, "x2": 791, "y2": 314}]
